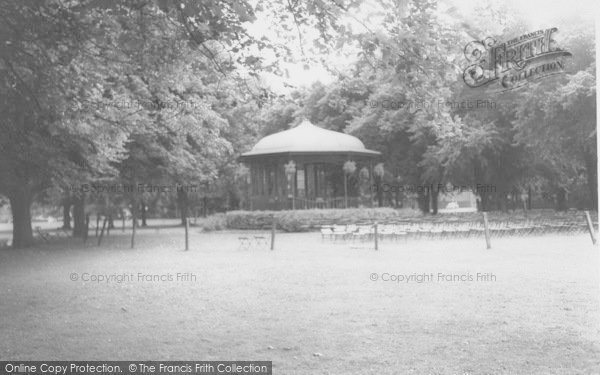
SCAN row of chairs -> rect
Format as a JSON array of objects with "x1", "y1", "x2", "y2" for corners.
[{"x1": 320, "y1": 221, "x2": 591, "y2": 241}]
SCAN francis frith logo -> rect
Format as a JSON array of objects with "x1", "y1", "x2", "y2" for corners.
[{"x1": 463, "y1": 27, "x2": 572, "y2": 91}]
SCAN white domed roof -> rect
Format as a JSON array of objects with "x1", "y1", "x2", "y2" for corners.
[{"x1": 241, "y1": 119, "x2": 380, "y2": 157}]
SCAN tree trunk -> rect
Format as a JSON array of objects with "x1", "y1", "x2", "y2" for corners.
[
  {"x1": 417, "y1": 189, "x2": 430, "y2": 214},
  {"x1": 499, "y1": 197, "x2": 508, "y2": 213},
  {"x1": 140, "y1": 199, "x2": 147, "y2": 227},
  {"x1": 177, "y1": 189, "x2": 189, "y2": 225},
  {"x1": 376, "y1": 177, "x2": 383, "y2": 207},
  {"x1": 72, "y1": 194, "x2": 86, "y2": 238},
  {"x1": 556, "y1": 187, "x2": 567, "y2": 211},
  {"x1": 9, "y1": 189, "x2": 34, "y2": 248},
  {"x1": 431, "y1": 188, "x2": 439, "y2": 215},
  {"x1": 83, "y1": 214, "x2": 90, "y2": 242},
  {"x1": 583, "y1": 149, "x2": 598, "y2": 210},
  {"x1": 130, "y1": 196, "x2": 137, "y2": 249},
  {"x1": 62, "y1": 195, "x2": 71, "y2": 230},
  {"x1": 479, "y1": 190, "x2": 490, "y2": 212}
]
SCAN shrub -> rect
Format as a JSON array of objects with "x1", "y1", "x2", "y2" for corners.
[
  {"x1": 225, "y1": 208, "x2": 422, "y2": 232},
  {"x1": 194, "y1": 213, "x2": 226, "y2": 232},
  {"x1": 224, "y1": 208, "x2": 597, "y2": 232}
]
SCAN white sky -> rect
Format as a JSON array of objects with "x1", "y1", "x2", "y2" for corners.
[
  {"x1": 496, "y1": 0, "x2": 597, "y2": 29},
  {"x1": 246, "y1": 0, "x2": 597, "y2": 92}
]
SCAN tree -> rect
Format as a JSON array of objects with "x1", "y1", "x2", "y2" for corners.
[{"x1": 0, "y1": 1, "x2": 136, "y2": 247}]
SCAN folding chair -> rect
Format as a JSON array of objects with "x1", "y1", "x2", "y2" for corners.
[
  {"x1": 404, "y1": 224, "x2": 419, "y2": 239},
  {"x1": 320, "y1": 226, "x2": 333, "y2": 240},
  {"x1": 377, "y1": 224, "x2": 393, "y2": 241},
  {"x1": 254, "y1": 236, "x2": 269, "y2": 249},
  {"x1": 391, "y1": 224, "x2": 408, "y2": 241},
  {"x1": 332, "y1": 225, "x2": 347, "y2": 241},
  {"x1": 455, "y1": 223, "x2": 471, "y2": 238},
  {"x1": 352, "y1": 225, "x2": 372, "y2": 242},
  {"x1": 429, "y1": 224, "x2": 443, "y2": 238},
  {"x1": 238, "y1": 236, "x2": 251, "y2": 250}
]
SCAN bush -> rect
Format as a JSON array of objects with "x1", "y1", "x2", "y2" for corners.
[
  {"x1": 225, "y1": 208, "x2": 422, "y2": 232},
  {"x1": 224, "y1": 208, "x2": 597, "y2": 232},
  {"x1": 194, "y1": 213, "x2": 226, "y2": 232}
]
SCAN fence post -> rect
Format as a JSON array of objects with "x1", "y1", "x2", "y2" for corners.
[
  {"x1": 270, "y1": 215, "x2": 276, "y2": 250},
  {"x1": 184, "y1": 217, "x2": 189, "y2": 251},
  {"x1": 584, "y1": 210, "x2": 597, "y2": 245},
  {"x1": 483, "y1": 212, "x2": 491, "y2": 249},
  {"x1": 374, "y1": 222, "x2": 378, "y2": 251}
]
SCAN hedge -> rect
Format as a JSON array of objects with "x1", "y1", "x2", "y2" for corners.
[
  {"x1": 225, "y1": 208, "x2": 597, "y2": 232},
  {"x1": 226, "y1": 208, "x2": 421, "y2": 232}
]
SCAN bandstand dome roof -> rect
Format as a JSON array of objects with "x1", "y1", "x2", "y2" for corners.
[{"x1": 240, "y1": 119, "x2": 381, "y2": 158}]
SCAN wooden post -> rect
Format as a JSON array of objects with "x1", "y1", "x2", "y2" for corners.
[
  {"x1": 95, "y1": 214, "x2": 100, "y2": 237},
  {"x1": 184, "y1": 217, "x2": 189, "y2": 251},
  {"x1": 122, "y1": 210, "x2": 125, "y2": 233},
  {"x1": 483, "y1": 212, "x2": 491, "y2": 249},
  {"x1": 270, "y1": 215, "x2": 276, "y2": 250},
  {"x1": 374, "y1": 222, "x2": 378, "y2": 251},
  {"x1": 97, "y1": 216, "x2": 107, "y2": 246},
  {"x1": 584, "y1": 210, "x2": 597, "y2": 245}
]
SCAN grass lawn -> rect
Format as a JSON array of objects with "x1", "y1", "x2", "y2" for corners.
[{"x1": 0, "y1": 229, "x2": 599, "y2": 374}]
